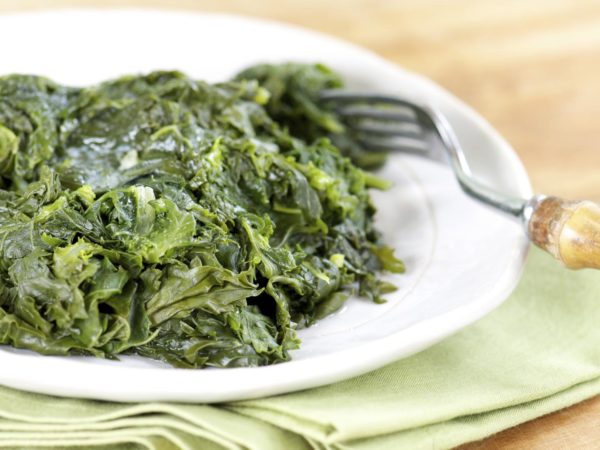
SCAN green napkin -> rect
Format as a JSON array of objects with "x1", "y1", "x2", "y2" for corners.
[{"x1": 1, "y1": 247, "x2": 599, "y2": 450}]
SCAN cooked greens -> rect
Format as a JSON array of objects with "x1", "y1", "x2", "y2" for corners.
[
  {"x1": 236, "y1": 63, "x2": 389, "y2": 169},
  {"x1": 0, "y1": 63, "x2": 403, "y2": 368}
]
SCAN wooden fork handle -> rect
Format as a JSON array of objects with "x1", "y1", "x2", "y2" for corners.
[{"x1": 528, "y1": 196, "x2": 600, "y2": 269}]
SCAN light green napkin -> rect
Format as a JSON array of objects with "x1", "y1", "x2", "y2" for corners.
[{"x1": 1, "y1": 247, "x2": 599, "y2": 450}]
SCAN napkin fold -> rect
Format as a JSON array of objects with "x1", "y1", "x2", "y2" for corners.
[{"x1": 1, "y1": 248, "x2": 599, "y2": 450}]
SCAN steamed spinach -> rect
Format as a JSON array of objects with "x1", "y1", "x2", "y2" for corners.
[{"x1": 0, "y1": 64, "x2": 403, "y2": 368}]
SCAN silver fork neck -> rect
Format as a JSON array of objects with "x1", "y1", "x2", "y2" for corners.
[{"x1": 427, "y1": 106, "x2": 528, "y2": 219}]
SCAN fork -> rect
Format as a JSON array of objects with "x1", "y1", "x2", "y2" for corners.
[{"x1": 320, "y1": 90, "x2": 600, "y2": 270}]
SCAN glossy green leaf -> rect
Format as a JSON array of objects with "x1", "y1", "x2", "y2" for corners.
[{"x1": 0, "y1": 64, "x2": 404, "y2": 368}]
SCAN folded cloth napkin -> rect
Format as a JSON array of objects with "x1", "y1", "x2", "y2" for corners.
[{"x1": 1, "y1": 247, "x2": 599, "y2": 450}]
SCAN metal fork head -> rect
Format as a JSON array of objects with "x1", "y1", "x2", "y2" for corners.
[
  {"x1": 319, "y1": 90, "x2": 528, "y2": 219},
  {"x1": 320, "y1": 91, "x2": 442, "y2": 160}
]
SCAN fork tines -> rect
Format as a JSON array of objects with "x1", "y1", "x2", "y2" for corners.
[{"x1": 319, "y1": 90, "x2": 428, "y2": 154}]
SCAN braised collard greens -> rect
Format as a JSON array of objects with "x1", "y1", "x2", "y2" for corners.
[{"x1": 0, "y1": 63, "x2": 403, "y2": 368}]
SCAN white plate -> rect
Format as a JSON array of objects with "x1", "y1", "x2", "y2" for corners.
[{"x1": 0, "y1": 10, "x2": 531, "y2": 402}]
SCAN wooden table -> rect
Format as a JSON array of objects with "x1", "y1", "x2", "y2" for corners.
[{"x1": 1, "y1": 0, "x2": 599, "y2": 448}]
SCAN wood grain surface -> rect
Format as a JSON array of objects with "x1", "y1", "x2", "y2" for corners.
[{"x1": 0, "y1": 1, "x2": 599, "y2": 448}]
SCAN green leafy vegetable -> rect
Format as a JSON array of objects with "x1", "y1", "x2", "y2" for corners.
[
  {"x1": 0, "y1": 64, "x2": 403, "y2": 368},
  {"x1": 236, "y1": 63, "x2": 389, "y2": 169}
]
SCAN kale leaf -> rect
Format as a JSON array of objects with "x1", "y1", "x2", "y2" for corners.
[{"x1": 0, "y1": 64, "x2": 403, "y2": 368}]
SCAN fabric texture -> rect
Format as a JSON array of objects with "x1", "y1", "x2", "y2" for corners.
[{"x1": 0, "y1": 247, "x2": 599, "y2": 450}]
